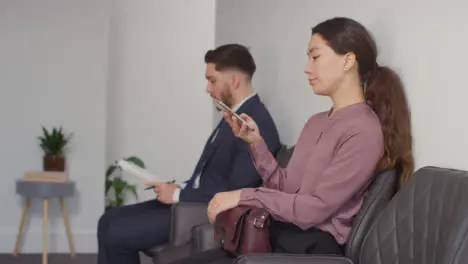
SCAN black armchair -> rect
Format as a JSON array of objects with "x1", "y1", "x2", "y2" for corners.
[
  {"x1": 235, "y1": 255, "x2": 353, "y2": 264},
  {"x1": 236, "y1": 166, "x2": 468, "y2": 264}
]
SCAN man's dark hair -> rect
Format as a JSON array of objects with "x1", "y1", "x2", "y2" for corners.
[{"x1": 204, "y1": 44, "x2": 256, "y2": 80}]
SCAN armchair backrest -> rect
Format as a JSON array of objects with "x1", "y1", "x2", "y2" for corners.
[
  {"x1": 275, "y1": 144, "x2": 295, "y2": 167},
  {"x1": 345, "y1": 168, "x2": 397, "y2": 264},
  {"x1": 359, "y1": 166, "x2": 468, "y2": 264}
]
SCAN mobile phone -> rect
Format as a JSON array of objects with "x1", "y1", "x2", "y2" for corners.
[{"x1": 214, "y1": 99, "x2": 255, "y2": 131}]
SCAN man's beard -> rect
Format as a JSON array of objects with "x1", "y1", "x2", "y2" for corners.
[{"x1": 214, "y1": 89, "x2": 233, "y2": 111}]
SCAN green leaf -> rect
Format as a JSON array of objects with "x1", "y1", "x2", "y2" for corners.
[
  {"x1": 124, "y1": 156, "x2": 145, "y2": 168},
  {"x1": 115, "y1": 196, "x2": 124, "y2": 207},
  {"x1": 113, "y1": 178, "x2": 126, "y2": 207},
  {"x1": 126, "y1": 184, "x2": 139, "y2": 201},
  {"x1": 105, "y1": 179, "x2": 112, "y2": 195},
  {"x1": 106, "y1": 164, "x2": 118, "y2": 178},
  {"x1": 42, "y1": 126, "x2": 50, "y2": 139},
  {"x1": 113, "y1": 177, "x2": 126, "y2": 196}
]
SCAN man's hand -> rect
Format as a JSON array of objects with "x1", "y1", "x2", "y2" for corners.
[
  {"x1": 145, "y1": 182, "x2": 180, "y2": 204},
  {"x1": 207, "y1": 190, "x2": 241, "y2": 223}
]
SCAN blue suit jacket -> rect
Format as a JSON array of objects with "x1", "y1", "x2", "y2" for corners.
[{"x1": 179, "y1": 94, "x2": 281, "y2": 203}]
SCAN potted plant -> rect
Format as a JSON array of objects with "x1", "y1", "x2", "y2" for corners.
[
  {"x1": 38, "y1": 126, "x2": 71, "y2": 171},
  {"x1": 105, "y1": 156, "x2": 144, "y2": 210}
]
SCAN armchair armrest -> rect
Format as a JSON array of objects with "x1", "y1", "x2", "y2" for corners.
[
  {"x1": 191, "y1": 223, "x2": 220, "y2": 253},
  {"x1": 170, "y1": 202, "x2": 209, "y2": 247},
  {"x1": 152, "y1": 244, "x2": 191, "y2": 264},
  {"x1": 235, "y1": 255, "x2": 353, "y2": 264}
]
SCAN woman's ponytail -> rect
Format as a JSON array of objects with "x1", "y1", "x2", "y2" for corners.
[{"x1": 366, "y1": 65, "x2": 414, "y2": 187}]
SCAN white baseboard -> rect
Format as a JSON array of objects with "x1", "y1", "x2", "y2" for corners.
[{"x1": 0, "y1": 229, "x2": 97, "y2": 253}]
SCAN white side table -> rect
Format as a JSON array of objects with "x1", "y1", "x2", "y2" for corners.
[{"x1": 13, "y1": 180, "x2": 76, "y2": 264}]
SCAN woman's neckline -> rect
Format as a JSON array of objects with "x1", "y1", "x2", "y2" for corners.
[{"x1": 327, "y1": 101, "x2": 369, "y2": 118}]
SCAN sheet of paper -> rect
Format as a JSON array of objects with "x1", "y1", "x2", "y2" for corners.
[{"x1": 116, "y1": 159, "x2": 163, "y2": 182}]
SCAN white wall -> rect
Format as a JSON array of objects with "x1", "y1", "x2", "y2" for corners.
[
  {"x1": 216, "y1": 0, "x2": 468, "y2": 172},
  {"x1": 0, "y1": 0, "x2": 109, "y2": 253},
  {"x1": 107, "y1": 0, "x2": 216, "y2": 203},
  {"x1": 0, "y1": 0, "x2": 216, "y2": 254}
]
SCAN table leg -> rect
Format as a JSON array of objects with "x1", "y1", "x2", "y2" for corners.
[
  {"x1": 60, "y1": 198, "x2": 76, "y2": 257},
  {"x1": 43, "y1": 199, "x2": 48, "y2": 264},
  {"x1": 13, "y1": 197, "x2": 30, "y2": 256}
]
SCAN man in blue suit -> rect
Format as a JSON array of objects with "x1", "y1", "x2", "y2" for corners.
[{"x1": 97, "y1": 44, "x2": 281, "y2": 264}]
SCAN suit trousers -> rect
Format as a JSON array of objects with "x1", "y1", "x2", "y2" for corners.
[
  {"x1": 97, "y1": 199, "x2": 171, "y2": 264},
  {"x1": 170, "y1": 221, "x2": 344, "y2": 264}
]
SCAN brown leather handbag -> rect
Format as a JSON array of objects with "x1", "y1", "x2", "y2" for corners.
[{"x1": 214, "y1": 205, "x2": 271, "y2": 256}]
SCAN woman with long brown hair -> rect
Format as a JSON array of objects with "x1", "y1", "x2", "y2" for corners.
[{"x1": 171, "y1": 16, "x2": 414, "y2": 264}]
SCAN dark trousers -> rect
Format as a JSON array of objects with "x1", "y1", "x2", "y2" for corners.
[
  {"x1": 171, "y1": 221, "x2": 344, "y2": 264},
  {"x1": 97, "y1": 199, "x2": 171, "y2": 264}
]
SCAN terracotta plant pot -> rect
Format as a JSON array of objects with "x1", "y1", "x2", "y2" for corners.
[{"x1": 43, "y1": 155, "x2": 65, "y2": 171}]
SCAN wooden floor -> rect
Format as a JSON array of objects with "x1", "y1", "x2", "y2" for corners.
[{"x1": 0, "y1": 253, "x2": 153, "y2": 264}]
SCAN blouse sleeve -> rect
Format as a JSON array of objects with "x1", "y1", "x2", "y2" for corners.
[{"x1": 248, "y1": 138, "x2": 288, "y2": 190}]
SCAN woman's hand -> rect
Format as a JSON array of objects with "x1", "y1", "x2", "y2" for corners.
[
  {"x1": 207, "y1": 190, "x2": 242, "y2": 223},
  {"x1": 224, "y1": 112, "x2": 262, "y2": 146}
]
